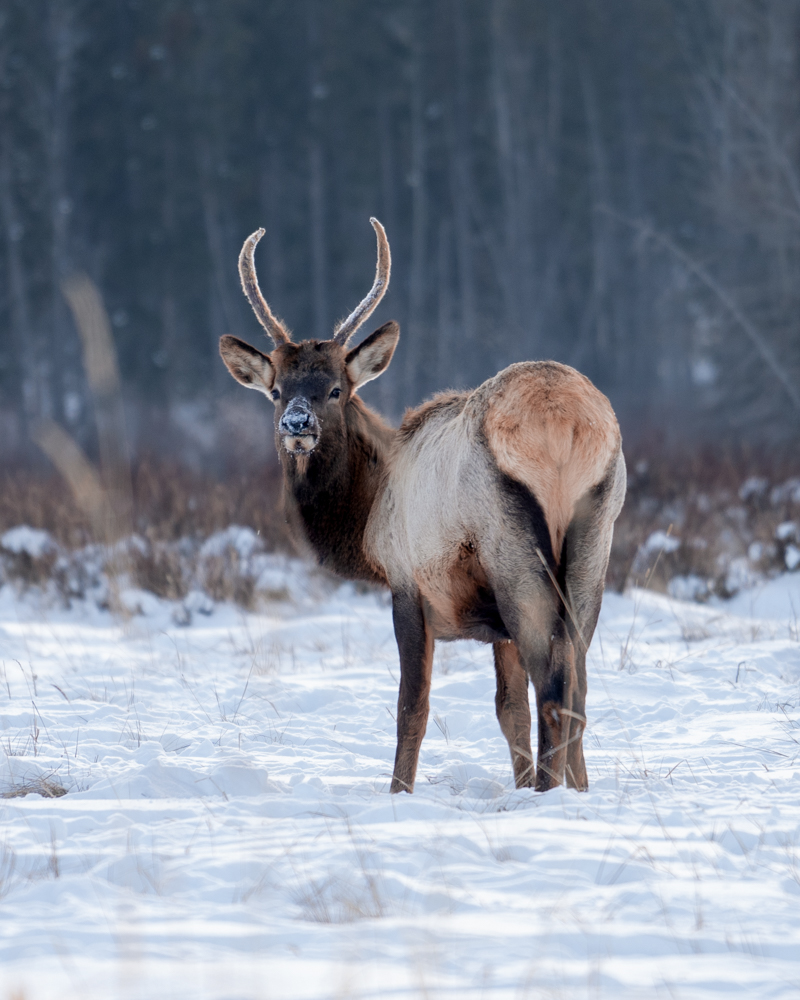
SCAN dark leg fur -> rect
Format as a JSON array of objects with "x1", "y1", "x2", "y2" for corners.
[
  {"x1": 529, "y1": 617, "x2": 578, "y2": 791},
  {"x1": 493, "y1": 641, "x2": 534, "y2": 788},
  {"x1": 558, "y1": 466, "x2": 623, "y2": 791},
  {"x1": 494, "y1": 584, "x2": 574, "y2": 792},
  {"x1": 564, "y1": 623, "x2": 589, "y2": 791},
  {"x1": 390, "y1": 589, "x2": 434, "y2": 793},
  {"x1": 563, "y1": 569, "x2": 595, "y2": 791}
]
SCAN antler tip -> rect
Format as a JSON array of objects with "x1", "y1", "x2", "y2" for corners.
[{"x1": 246, "y1": 228, "x2": 266, "y2": 247}]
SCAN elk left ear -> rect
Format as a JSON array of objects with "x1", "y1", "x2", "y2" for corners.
[
  {"x1": 345, "y1": 321, "x2": 399, "y2": 390},
  {"x1": 219, "y1": 335, "x2": 276, "y2": 394}
]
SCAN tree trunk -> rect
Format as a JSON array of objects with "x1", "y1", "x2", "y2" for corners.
[
  {"x1": 260, "y1": 141, "x2": 286, "y2": 316},
  {"x1": 0, "y1": 100, "x2": 48, "y2": 428},
  {"x1": 405, "y1": 10, "x2": 428, "y2": 398},
  {"x1": 449, "y1": 0, "x2": 476, "y2": 375},
  {"x1": 307, "y1": 0, "x2": 329, "y2": 340},
  {"x1": 377, "y1": 89, "x2": 399, "y2": 414},
  {"x1": 45, "y1": 0, "x2": 77, "y2": 426},
  {"x1": 490, "y1": 0, "x2": 523, "y2": 345}
]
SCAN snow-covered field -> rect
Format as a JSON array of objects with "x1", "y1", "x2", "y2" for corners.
[{"x1": 1, "y1": 565, "x2": 799, "y2": 999}]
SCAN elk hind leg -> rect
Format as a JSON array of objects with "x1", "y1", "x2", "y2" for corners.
[
  {"x1": 561, "y1": 453, "x2": 627, "y2": 790},
  {"x1": 493, "y1": 641, "x2": 534, "y2": 788},
  {"x1": 532, "y1": 616, "x2": 578, "y2": 792},
  {"x1": 390, "y1": 590, "x2": 434, "y2": 794},
  {"x1": 563, "y1": 652, "x2": 588, "y2": 790}
]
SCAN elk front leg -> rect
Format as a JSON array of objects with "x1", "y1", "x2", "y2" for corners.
[
  {"x1": 390, "y1": 589, "x2": 433, "y2": 793},
  {"x1": 532, "y1": 617, "x2": 577, "y2": 792},
  {"x1": 493, "y1": 641, "x2": 534, "y2": 788}
]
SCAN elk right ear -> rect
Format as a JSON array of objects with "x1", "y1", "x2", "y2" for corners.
[
  {"x1": 219, "y1": 335, "x2": 275, "y2": 394},
  {"x1": 345, "y1": 321, "x2": 400, "y2": 390}
]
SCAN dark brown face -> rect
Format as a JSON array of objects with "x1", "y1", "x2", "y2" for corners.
[
  {"x1": 269, "y1": 341, "x2": 348, "y2": 455},
  {"x1": 219, "y1": 321, "x2": 401, "y2": 458}
]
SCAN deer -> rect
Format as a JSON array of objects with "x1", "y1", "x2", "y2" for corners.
[{"x1": 220, "y1": 218, "x2": 626, "y2": 794}]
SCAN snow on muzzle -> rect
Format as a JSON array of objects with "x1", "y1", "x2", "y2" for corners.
[{"x1": 279, "y1": 396, "x2": 320, "y2": 454}]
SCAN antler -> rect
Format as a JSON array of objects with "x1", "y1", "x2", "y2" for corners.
[
  {"x1": 333, "y1": 218, "x2": 391, "y2": 347},
  {"x1": 238, "y1": 229, "x2": 291, "y2": 346}
]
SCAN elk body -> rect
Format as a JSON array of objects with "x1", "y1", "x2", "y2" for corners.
[{"x1": 220, "y1": 219, "x2": 626, "y2": 793}]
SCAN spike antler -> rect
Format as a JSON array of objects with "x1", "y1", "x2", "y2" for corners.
[
  {"x1": 333, "y1": 218, "x2": 391, "y2": 347},
  {"x1": 238, "y1": 229, "x2": 291, "y2": 346}
]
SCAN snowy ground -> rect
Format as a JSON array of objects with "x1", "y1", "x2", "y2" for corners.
[{"x1": 1, "y1": 568, "x2": 799, "y2": 1000}]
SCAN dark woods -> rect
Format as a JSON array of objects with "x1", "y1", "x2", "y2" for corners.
[{"x1": 2, "y1": 0, "x2": 800, "y2": 468}]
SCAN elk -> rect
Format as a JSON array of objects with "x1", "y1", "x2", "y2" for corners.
[{"x1": 220, "y1": 219, "x2": 626, "y2": 793}]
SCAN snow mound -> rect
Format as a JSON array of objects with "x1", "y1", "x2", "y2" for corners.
[
  {"x1": 667, "y1": 573, "x2": 710, "y2": 601},
  {"x1": 719, "y1": 570, "x2": 800, "y2": 620},
  {"x1": 642, "y1": 529, "x2": 680, "y2": 554},
  {"x1": 0, "y1": 526, "x2": 56, "y2": 558},
  {"x1": 199, "y1": 525, "x2": 263, "y2": 559}
]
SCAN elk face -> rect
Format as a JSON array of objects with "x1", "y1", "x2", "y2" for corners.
[{"x1": 219, "y1": 219, "x2": 398, "y2": 458}]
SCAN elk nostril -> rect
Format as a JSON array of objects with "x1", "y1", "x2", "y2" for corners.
[{"x1": 280, "y1": 403, "x2": 315, "y2": 436}]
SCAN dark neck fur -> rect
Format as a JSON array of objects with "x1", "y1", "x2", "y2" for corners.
[{"x1": 280, "y1": 395, "x2": 395, "y2": 583}]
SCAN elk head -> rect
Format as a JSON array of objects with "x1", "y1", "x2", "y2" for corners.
[{"x1": 219, "y1": 219, "x2": 399, "y2": 456}]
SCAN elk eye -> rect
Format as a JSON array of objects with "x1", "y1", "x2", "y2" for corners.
[
  {"x1": 271, "y1": 389, "x2": 280, "y2": 400},
  {"x1": 329, "y1": 387, "x2": 341, "y2": 399}
]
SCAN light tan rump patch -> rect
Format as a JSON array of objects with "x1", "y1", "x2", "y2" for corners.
[{"x1": 483, "y1": 362, "x2": 620, "y2": 561}]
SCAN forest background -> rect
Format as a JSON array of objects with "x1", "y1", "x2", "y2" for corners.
[{"x1": 1, "y1": 0, "x2": 799, "y2": 475}]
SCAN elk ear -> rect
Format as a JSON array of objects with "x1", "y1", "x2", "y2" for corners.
[
  {"x1": 345, "y1": 321, "x2": 399, "y2": 390},
  {"x1": 219, "y1": 335, "x2": 275, "y2": 394}
]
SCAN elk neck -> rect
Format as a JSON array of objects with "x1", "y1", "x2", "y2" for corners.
[{"x1": 280, "y1": 394, "x2": 395, "y2": 584}]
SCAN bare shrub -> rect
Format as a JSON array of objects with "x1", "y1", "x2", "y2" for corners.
[
  {"x1": 0, "y1": 469, "x2": 91, "y2": 548},
  {"x1": 4, "y1": 445, "x2": 800, "y2": 605},
  {"x1": 199, "y1": 551, "x2": 256, "y2": 609},
  {"x1": 0, "y1": 456, "x2": 292, "y2": 553},
  {"x1": 0, "y1": 545, "x2": 58, "y2": 591},
  {"x1": 129, "y1": 541, "x2": 193, "y2": 601},
  {"x1": 608, "y1": 443, "x2": 800, "y2": 596},
  {"x1": 131, "y1": 457, "x2": 289, "y2": 549},
  {"x1": 0, "y1": 457, "x2": 292, "y2": 609},
  {"x1": 1, "y1": 779, "x2": 67, "y2": 800}
]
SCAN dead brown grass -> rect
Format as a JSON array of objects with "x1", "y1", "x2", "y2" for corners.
[
  {"x1": 3, "y1": 446, "x2": 800, "y2": 603},
  {"x1": 0, "y1": 455, "x2": 292, "y2": 553},
  {"x1": 607, "y1": 443, "x2": 800, "y2": 595},
  {"x1": 0, "y1": 457, "x2": 293, "y2": 606},
  {"x1": 200, "y1": 551, "x2": 258, "y2": 608},
  {"x1": 1, "y1": 779, "x2": 67, "y2": 800}
]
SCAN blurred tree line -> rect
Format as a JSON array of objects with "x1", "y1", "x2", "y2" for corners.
[{"x1": 1, "y1": 0, "x2": 799, "y2": 467}]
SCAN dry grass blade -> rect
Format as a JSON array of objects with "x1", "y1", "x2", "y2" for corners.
[
  {"x1": 535, "y1": 545, "x2": 588, "y2": 651},
  {"x1": 24, "y1": 275, "x2": 135, "y2": 612},
  {"x1": 1, "y1": 778, "x2": 67, "y2": 800},
  {"x1": 60, "y1": 275, "x2": 121, "y2": 396},
  {"x1": 31, "y1": 421, "x2": 108, "y2": 532},
  {"x1": 60, "y1": 273, "x2": 132, "y2": 540}
]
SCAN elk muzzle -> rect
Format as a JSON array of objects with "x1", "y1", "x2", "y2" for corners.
[{"x1": 278, "y1": 397, "x2": 320, "y2": 454}]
